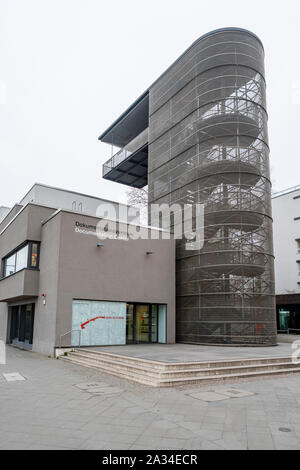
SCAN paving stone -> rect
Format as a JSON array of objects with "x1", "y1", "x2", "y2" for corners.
[
  {"x1": 220, "y1": 388, "x2": 255, "y2": 398},
  {"x1": 188, "y1": 391, "x2": 230, "y2": 402},
  {"x1": 3, "y1": 372, "x2": 25, "y2": 382},
  {"x1": 87, "y1": 386, "x2": 123, "y2": 395},
  {"x1": 247, "y1": 431, "x2": 275, "y2": 450},
  {"x1": 214, "y1": 438, "x2": 246, "y2": 450},
  {"x1": 74, "y1": 382, "x2": 110, "y2": 390},
  {"x1": 2, "y1": 345, "x2": 300, "y2": 450}
]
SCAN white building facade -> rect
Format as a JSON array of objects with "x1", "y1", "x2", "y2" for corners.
[{"x1": 272, "y1": 186, "x2": 300, "y2": 332}]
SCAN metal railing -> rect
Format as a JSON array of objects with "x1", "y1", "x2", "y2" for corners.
[
  {"x1": 103, "y1": 128, "x2": 149, "y2": 176},
  {"x1": 59, "y1": 329, "x2": 82, "y2": 348},
  {"x1": 103, "y1": 148, "x2": 132, "y2": 176}
]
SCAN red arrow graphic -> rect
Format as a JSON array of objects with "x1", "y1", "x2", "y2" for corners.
[
  {"x1": 81, "y1": 316, "x2": 124, "y2": 329},
  {"x1": 81, "y1": 316, "x2": 104, "y2": 329}
]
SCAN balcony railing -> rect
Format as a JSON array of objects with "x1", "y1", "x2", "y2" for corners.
[
  {"x1": 103, "y1": 148, "x2": 132, "y2": 176},
  {"x1": 103, "y1": 128, "x2": 148, "y2": 176}
]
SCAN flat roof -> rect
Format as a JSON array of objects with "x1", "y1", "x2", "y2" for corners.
[
  {"x1": 19, "y1": 182, "x2": 132, "y2": 208},
  {"x1": 98, "y1": 27, "x2": 263, "y2": 146},
  {"x1": 98, "y1": 92, "x2": 149, "y2": 148}
]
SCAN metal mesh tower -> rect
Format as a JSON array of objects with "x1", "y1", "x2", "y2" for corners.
[{"x1": 148, "y1": 28, "x2": 276, "y2": 345}]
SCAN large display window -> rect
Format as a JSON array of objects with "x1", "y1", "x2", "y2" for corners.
[
  {"x1": 72, "y1": 300, "x2": 126, "y2": 347},
  {"x1": 71, "y1": 300, "x2": 167, "y2": 347}
]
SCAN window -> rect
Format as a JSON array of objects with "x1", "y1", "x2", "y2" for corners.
[
  {"x1": 2, "y1": 242, "x2": 40, "y2": 279},
  {"x1": 297, "y1": 261, "x2": 300, "y2": 276},
  {"x1": 15, "y1": 245, "x2": 28, "y2": 272},
  {"x1": 30, "y1": 243, "x2": 39, "y2": 268},
  {"x1": 4, "y1": 253, "x2": 17, "y2": 277},
  {"x1": 296, "y1": 239, "x2": 300, "y2": 253}
]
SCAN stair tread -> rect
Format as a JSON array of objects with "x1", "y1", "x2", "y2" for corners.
[
  {"x1": 67, "y1": 351, "x2": 294, "y2": 375},
  {"x1": 76, "y1": 348, "x2": 293, "y2": 367},
  {"x1": 61, "y1": 355, "x2": 300, "y2": 387}
]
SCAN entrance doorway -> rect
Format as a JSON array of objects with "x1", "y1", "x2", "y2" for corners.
[
  {"x1": 126, "y1": 303, "x2": 166, "y2": 344},
  {"x1": 10, "y1": 303, "x2": 35, "y2": 349}
]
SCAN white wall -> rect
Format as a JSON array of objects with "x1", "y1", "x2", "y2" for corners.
[{"x1": 272, "y1": 189, "x2": 300, "y2": 295}]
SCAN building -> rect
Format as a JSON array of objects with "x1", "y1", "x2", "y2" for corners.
[
  {"x1": 0, "y1": 185, "x2": 175, "y2": 356},
  {"x1": 19, "y1": 182, "x2": 140, "y2": 222},
  {"x1": 272, "y1": 185, "x2": 300, "y2": 332},
  {"x1": 0, "y1": 207, "x2": 10, "y2": 224},
  {"x1": 99, "y1": 27, "x2": 277, "y2": 346}
]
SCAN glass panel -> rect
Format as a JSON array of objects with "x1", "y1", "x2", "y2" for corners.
[
  {"x1": 24, "y1": 305, "x2": 32, "y2": 342},
  {"x1": 18, "y1": 305, "x2": 26, "y2": 342},
  {"x1": 136, "y1": 305, "x2": 150, "y2": 343},
  {"x1": 151, "y1": 305, "x2": 158, "y2": 343},
  {"x1": 4, "y1": 253, "x2": 16, "y2": 277},
  {"x1": 15, "y1": 245, "x2": 28, "y2": 272},
  {"x1": 126, "y1": 304, "x2": 134, "y2": 343},
  {"x1": 158, "y1": 305, "x2": 167, "y2": 343},
  {"x1": 72, "y1": 300, "x2": 126, "y2": 347},
  {"x1": 31, "y1": 243, "x2": 39, "y2": 268},
  {"x1": 16, "y1": 307, "x2": 21, "y2": 339},
  {"x1": 11, "y1": 306, "x2": 20, "y2": 340},
  {"x1": 279, "y1": 309, "x2": 290, "y2": 331}
]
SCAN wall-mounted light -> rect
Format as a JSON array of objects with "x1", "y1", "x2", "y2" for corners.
[
  {"x1": 41, "y1": 293, "x2": 46, "y2": 306},
  {"x1": 146, "y1": 251, "x2": 153, "y2": 255},
  {"x1": 97, "y1": 243, "x2": 104, "y2": 248}
]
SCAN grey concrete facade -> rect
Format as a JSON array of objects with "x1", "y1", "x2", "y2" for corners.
[{"x1": 0, "y1": 202, "x2": 175, "y2": 356}]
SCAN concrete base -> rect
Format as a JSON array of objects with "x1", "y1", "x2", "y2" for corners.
[
  {"x1": 60, "y1": 343, "x2": 300, "y2": 388},
  {"x1": 277, "y1": 334, "x2": 300, "y2": 344},
  {"x1": 55, "y1": 348, "x2": 75, "y2": 358}
]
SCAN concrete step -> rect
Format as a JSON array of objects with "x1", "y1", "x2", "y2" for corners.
[
  {"x1": 60, "y1": 355, "x2": 157, "y2": 386},
  {"x1": 66, "y1": 351, "x2": 297, "y2": 379},
  {"x1": 61, "y1": 355, "x2": 300, "y2": 388},
  {"x1": 59, "y1": 349, "x2": 300, "y2": 388},
  {"x1": 75, "y1": 348, "x2": 294, "y2": 370}
]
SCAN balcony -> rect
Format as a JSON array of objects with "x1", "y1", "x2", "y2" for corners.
[
  {"x1": 102, "y1": 128, "x2": 149, "y2": 188},
  {"x1": 0, "y1": 269, "x2": 39, "y2": 302}
]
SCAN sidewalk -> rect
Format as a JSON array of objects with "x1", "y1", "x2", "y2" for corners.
[{"x1": 1, "y1": 346, "x2": 300, "y2": 450}]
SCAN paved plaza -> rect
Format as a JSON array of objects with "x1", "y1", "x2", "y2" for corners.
[{"x1": 1, "y1": 345, "x2": 300, "y2": 450}]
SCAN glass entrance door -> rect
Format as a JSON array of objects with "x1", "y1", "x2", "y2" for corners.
[
  {"x1": 10, "y1": 304, "x2": 35, "y2": 349},
  {"x1": 126, "y1": 304, "x2": 134, "y2": 344},
  {"x1": 136, "y1": 305, "x2": 150, "y2": 343},
  {"x1": 126, "y1": 304, "x2": 160, "y2": 344}
]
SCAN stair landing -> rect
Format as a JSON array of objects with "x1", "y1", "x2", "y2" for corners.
[{"x1": 59, "y1": 343, "x2": 300, "y2": 388}]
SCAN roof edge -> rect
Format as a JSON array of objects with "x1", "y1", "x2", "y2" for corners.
[{"x1": 98, "y1": 27, "x2": 263, "y2": 143}]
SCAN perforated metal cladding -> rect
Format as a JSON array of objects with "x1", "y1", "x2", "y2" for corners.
[{"x1": 148, "y1": 29, "x2": 276, "y2": 345}]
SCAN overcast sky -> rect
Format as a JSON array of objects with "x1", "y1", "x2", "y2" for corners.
[{"x1": 0, "y1": 0, "x2": 299, "y2": 208}]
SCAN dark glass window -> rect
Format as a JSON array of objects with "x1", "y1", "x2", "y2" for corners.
[{"x1": 2, "y1": 242, "x2": 40, "y2": 278}]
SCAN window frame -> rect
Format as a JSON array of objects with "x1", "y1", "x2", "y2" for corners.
[{"x1": 2, "y1": 241, "x2": 41, "y2": 279}]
